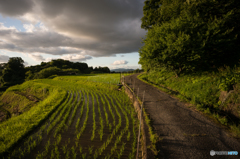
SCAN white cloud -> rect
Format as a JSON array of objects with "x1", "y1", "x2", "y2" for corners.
[
  {"x1": 24, "y1": 61, "x2": 29, "y2": 66},
  {"x1": 61, "y1": 54, "x2": 92, "y2": 62},
  {"x1": 0, "y1": 54, "x2": 9, "y2": 63},
  {"x1": 38, "y1": 22, "x2": 48, "y2": 32},
  {"x1": 23, "y1": 24, "x2": 35, "y2": 32},
  {"x1": 112, "y1": 60, "x2": 128, "y2": 65},
  {"x1": 109, "y1": 65, "x2": 140, "y2": 70},
  {"x1": 28, "y1": 53, "x2": 92, "y2": 63}
]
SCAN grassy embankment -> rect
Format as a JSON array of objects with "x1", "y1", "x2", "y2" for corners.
[
  {"x1": 138, "y1": 67, "x2": 240, "y2": 138},
  {"x1": 0, "y1": 80, "x2": 67, "y2": 155}
]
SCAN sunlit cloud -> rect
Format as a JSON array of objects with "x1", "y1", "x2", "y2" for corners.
[{"x1": 112, "y1": 60, "x2": 128, "y2": 65}]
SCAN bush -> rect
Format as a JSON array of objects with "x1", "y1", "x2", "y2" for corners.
[{"x1": 34, "y1": 67, "x2": 61, "y2": 79}]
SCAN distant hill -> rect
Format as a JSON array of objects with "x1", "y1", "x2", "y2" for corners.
[{"x1": 110, "y1": 68, "x2": 135, "y2": 72}]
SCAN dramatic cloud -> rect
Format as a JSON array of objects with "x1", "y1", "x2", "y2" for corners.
[
  {"x1": 0, "y1": 0, "x2": 146, "y2": 58},
  {"x1": 28, "y1": 53, "x2": 92, "y2": 63},
  {"x1": 112, "y1": 60, "x2": 128, "y2": 65},
  {"x1": 0, "y1": 0, "x2": 34, "y2": 16},
  {"x1": 0, "y1": 55, "x2": 9, "y2": 63}
]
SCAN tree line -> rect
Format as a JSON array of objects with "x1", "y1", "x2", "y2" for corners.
[
  {"x1": 0, "y1": 57, "x2": 110, "y2": 88},
  {"x1": 139, "y1": 0, "x2": 240, "y2": 77}
]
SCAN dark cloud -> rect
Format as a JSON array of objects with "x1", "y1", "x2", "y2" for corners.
[
  {"x1": 0, "y1": 54, "x2": 9, "y2": 63},
  {"x1": 0, "y1": 0, "x2": 34, "y2": 16},
  {"x1": 0, "y1": 0, "x2": 146, "y2": 57},
  {"x1": 29, "y1": 54, "x2": 45, "y2": 61}
]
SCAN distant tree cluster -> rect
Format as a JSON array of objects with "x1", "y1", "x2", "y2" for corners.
[
  {"x1": 139, "y1": 0, "x2": 240, "y2": 77},
  {"x1": 91, "y1": 66, "x2": 110, "y2": 74},
  {"x1": 0, "y1": 58, "x2": 111, "y2": 87}
]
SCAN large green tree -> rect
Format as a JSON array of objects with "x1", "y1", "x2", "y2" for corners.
[
  {"x1": 0, "y1": 57, "x2": 25, "y2": 86},
  {"x1": 139, "y1": 0, "x2": 240, "y2": 76},
  {"x1": 141, "y1": 0, "x2": 186, "y2": 30}
]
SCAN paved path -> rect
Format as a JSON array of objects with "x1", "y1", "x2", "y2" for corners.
[{"x1": 124, "y1": 74, "x2": 240, "y2": 159}]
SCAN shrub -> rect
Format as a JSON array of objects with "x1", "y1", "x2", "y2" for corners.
[{"x1": 34, "y1": 67, "x2": 61, "y2": 79}]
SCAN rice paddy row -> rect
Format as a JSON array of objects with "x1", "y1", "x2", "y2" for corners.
[{"x1": 1, "y1": 74, "x2": 140, "y2": 159}]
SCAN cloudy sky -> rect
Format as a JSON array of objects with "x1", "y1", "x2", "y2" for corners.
[{"x1": 0, "y1": 0, "x2": 146, "y2": 70}]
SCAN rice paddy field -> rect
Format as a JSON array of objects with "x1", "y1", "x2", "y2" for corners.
[{"x1": 0, "y1": 73, "x2": 141, "y2": 159}]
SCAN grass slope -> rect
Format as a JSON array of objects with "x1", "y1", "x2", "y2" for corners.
[{"x1": 0, "y1": 80, "x2": 67, "y2": 155}]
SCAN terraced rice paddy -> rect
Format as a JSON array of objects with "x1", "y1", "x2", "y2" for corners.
[{"x1": 0, "y1": 74, "x2": 141, "y2": 159}]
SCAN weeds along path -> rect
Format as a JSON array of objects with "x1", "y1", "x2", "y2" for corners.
[
  {"x1": 124, "y1": 74, "x2": 240, "y2": 159},
  {"x1": 3, "y1": 75, "x2": 140, "y2": 159}
]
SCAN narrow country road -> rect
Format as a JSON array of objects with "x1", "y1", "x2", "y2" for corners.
[{"x1": 124, "y1": 74, "x2": 240, "y2": 159}]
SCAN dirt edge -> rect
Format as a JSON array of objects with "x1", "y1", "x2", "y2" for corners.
[{"x1": 122, "y1": 81, "x2": 149, "y2": 159}]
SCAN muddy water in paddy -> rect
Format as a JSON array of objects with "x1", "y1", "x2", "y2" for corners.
[{"x1": 8, "y1": 90, "x2": 140, "y2": 159}]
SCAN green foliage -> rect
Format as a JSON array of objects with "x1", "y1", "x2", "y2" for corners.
[
  {"x1": 141, "y1": 0, "x2": 186, "y2": 30},
  {"x1": 141, "y1": 0, "x2": 161, "y2": 30},
  {"x1": 24, "y1": 59, "x2": 111, "y2": 79},
  {"x1": 34, "y1": 67, "x2": 61, "y2": 79},
  {"x1": 139, "y1": 69, "x2": 220, "y2": 108},
  {"x1": 0, "y1": 81, "x2": 67, "y2": 155},
  {"x1": 48, "y1": 75, "x2": 58, "y2": 79},
  {"x1": 139, "y1": 0, "x2": 240, "y2": 76},
  {"x1": 0, "y1": 57, "x2": 25, "y2": 86},
  {"x1": 218, "y1": 66, "x2": 240, "y2": 91},
  {"x1": 25, "y1": 70, "x2": 34, "y2": 81},
  {"x1": 0, "y1": 63, "x2": 6, "y2": 77},
  {"x1": 61, "y1": 68, "x2": 79, "y2": 72},
  {"x1": 93, "y1": 66, "x2": 110, "y2": 73}
]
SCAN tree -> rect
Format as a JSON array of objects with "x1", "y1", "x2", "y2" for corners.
[
  {"x1": 72, "y1": 62, "x2": 88, "y2": 72},
  {"x1": 0, "y1": 57, "x2": 25, "y2": 86},
  {"x1": 0, "y1": 63, "x2": 7, "y2": 77},
  {"x1": 25, "y1": 70, "x2": 34, "y2": 81},
  {"x1": 34, "y1": 67, "x2": 61, "y2": 79},
  {"x1": 139, "y1": 0, "x2": 240, "y2": 76},
  {"x1": 141, "y1": 0, "x2": 186, "y2": 30},
  {"x1": 141, "y1": 0, "x2": 161, "y2": 30}
]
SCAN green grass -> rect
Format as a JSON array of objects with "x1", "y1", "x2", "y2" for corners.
[
  {"x1": 0, "y1": 81, "x2": 51, "y2": 117},
  {"x1": 0, "y1": 81, "x2": 67, "y2": 155}
]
